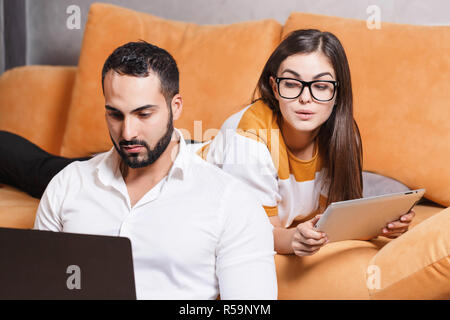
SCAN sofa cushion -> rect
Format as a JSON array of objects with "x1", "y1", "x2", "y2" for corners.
[
  {"x1": 0, "y1": 66, "x2": 77, "y2": 155},
  {"x1": 60, "y1": 3, "x2": 282, "y2": 157},
  {"x1": 368, "y1": 206, "x2": 450, "y2": 299},
  {"x1": 0, "y1": 184, "x2": 39, "y2": 229},
  {"x1": 283, "y1": 13, "x2": 450, "y2": 207}
]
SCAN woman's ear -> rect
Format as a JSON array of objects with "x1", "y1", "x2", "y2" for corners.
[{"x1": 269, "y1": 76, "x2": 279, "y2": 99}]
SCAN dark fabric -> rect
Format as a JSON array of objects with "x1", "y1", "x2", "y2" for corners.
[{"x1": 0, "y1": 131, "x2": 90, "y2": 199}]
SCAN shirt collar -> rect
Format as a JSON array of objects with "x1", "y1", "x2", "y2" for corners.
[
  {"x1": 167, "y1": 128, "x2": 188, "y2": 181},
  {"x1": 95, "y1": 127, "x2": 189, "y2": 188},
  {"x1": 95, "y1": 148, "x2": 123, "y2": 190}
]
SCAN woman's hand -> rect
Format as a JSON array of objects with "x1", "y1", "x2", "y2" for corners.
[
  {"x1": 292, "y1": 215, "x2": 328, "y2": 256},
  {"x1": 380, "y1": 209, "x2": 415, "y2": 239}
]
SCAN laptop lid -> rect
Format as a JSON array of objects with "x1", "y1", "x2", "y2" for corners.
[{"x1": 0, "y1": 227, "x2": 136, "y2": 300}]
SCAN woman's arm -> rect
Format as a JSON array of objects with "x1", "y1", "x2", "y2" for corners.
[
  {"x1": 269, "y1": 215, "x2": 328, "y2": 256},
  {"x1": 269, "y1": 216, "x2": 296, "y2": 254}
]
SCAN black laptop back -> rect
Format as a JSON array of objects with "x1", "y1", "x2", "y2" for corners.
[{"x1": 0, "y1": 227, "x2": 136, "y2": 300}]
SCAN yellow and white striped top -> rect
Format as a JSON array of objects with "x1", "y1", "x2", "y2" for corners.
[{"x1": 197, "y1": 100, "x2": 329, "y2": 228}]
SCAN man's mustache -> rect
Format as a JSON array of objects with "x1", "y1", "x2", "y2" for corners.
[{"x1": 119, "y1": 140, "x2": 148, "y2": 148}]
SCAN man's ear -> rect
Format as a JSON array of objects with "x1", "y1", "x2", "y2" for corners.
[{"x1": 170, "y1": 94, "x2": 183, "y2": 121}]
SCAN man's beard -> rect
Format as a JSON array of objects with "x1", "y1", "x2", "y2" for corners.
[{"x1": 111, "y1": 110, "x2": 174, "y2": 169}]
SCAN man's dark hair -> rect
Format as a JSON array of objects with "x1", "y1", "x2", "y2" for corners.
[{"x1": 101, "y1": 40, "x2": 179, "y2": 104}]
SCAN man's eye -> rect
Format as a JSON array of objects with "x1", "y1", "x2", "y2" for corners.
[
  {"x1": 109, "y1": 112, "x2": 123, "y2": 119},
  {"x1": 139, "y1": 113, "x2": 151, "y2": 118}
]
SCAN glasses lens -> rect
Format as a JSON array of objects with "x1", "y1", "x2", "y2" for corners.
[
  {"x1": 278, "y1": 79, "x2": 303, "y2": 99},
  {"x1": 311, "y1": 82, "x2": 335, "y2": 101}
]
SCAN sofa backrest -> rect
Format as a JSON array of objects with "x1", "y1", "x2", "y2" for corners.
[
  {"x1": 283, "y1": 12, "x2": 450, "y2": 207},
  {"x1": 0, "y1": 65, "x2": 76, "y2": 155},
  {"x1": 59, "y1": 3, "x2": 282, "y2": 157}
]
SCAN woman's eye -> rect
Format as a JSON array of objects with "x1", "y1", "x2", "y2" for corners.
[
  {"x1": 284, "y1": 82, "x2": 300, "y2": 88},
  {"x1": 313, "y1": 84, "x2": 330, "y2": 90}
]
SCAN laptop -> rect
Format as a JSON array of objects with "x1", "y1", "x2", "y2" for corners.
[{"x1": 0, "y1": 227, "x2": 136, "y2": 300}]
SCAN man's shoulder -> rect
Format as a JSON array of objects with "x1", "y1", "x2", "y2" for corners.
[
  {"x1": 187, "y1": 152, "x2": 258, "y2": 200},
  {"x1": 50, "y1": 151, "x2": 110, "y2": 183},
  {"x1": 188, "y1": 152, "x2": 242, "y2": 186}
]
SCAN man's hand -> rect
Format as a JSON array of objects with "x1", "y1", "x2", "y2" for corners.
[
  {"x1": 380, "y1": 209, "x2": 415, "y2": 239},
  {"x1": 292, "y1": 215, "x2": 328, "y2": 256}
]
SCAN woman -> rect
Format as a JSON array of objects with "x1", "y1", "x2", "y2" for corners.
[{"x1": 199, "y1": 29, "x2": 414, "y2": 256}]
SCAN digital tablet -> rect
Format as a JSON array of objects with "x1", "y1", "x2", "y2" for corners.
[{"x1": 314, "y1": 189, "x2": 426, "y2": 242}]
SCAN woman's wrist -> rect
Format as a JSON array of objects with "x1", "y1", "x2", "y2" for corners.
[{"x1": 273, "y1": 227, "x2": 296, "y2": 255}]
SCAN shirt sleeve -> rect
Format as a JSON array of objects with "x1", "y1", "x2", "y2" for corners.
[
  {"x1": 206, "y1": 129, "x2": 281, "y2": 217},
  {"x1": 33, "y1": 167, "x2": 67, "y2": 232},
  {"x1": 215, "y1": 180, "x2": 278, "y2": 300}
]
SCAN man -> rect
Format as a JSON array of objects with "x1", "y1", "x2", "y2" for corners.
[{"x1": 34, "y1": 41, "x2": 277, "y2": 299}]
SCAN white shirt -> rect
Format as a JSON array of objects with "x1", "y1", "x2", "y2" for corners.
[{"x1": 34, "y1": 129, "x2": 277, "y2": 300}]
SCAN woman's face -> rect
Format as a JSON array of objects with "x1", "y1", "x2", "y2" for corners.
[{"x1": 271, "y1": 51, "x2": 337, "y2": 134}]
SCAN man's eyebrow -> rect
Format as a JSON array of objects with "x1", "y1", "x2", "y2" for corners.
[
  {"x1": 131, "y1": 105, "x2": 157, "y2": 113},
  {"x1": 105, "y1": 105, "x2": 120, "y2": 112},
  {"x1": 105, "y1": 105, "x2": 157, "y2": 113}
]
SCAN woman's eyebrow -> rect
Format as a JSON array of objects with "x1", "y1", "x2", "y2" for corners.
[
  {"x1": 313, "y1": 72, "x2": 334, "y2": 79},
  {"x1": 280, "y1": 70, "x2": 334, "y2": 80},
  {"x1": 281, "y1": 69, "x2": 300, "y2": 78}
]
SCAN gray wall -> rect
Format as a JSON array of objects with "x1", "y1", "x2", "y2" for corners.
[
  {"x1": 0, "y1": 0, "x2": 3, "y2": 74},
  {"x1": 2, "y1": 0, "x2": 450, "y2": 73}
]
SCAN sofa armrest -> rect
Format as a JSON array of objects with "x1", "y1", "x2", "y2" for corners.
[{"x1": 0, "y1": 65, "x2": 77, "y2": 155}]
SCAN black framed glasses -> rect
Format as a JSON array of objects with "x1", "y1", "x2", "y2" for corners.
[{"x1": 275, "y1": 77, "x2": 338, "y2": 102}]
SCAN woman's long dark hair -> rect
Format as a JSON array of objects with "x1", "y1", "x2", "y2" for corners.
[{"x1": 253, "y1": 29, "x2": 363, "y2": 205}]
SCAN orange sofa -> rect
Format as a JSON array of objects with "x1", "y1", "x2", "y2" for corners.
[{"x1": 0, "y1": 3, "x2": 449, "y2": 299}]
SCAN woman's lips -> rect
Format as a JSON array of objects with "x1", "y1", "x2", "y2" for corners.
[{"x1": 295, "y1": 110, "x2": 314, "y2": 120}]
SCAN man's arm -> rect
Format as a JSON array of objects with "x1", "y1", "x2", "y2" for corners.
[
  {"x1": 33, "y1": 167, "x2": 66, "y2": 231},
  {"x1": 215, "y1": 181, "x2": 278, "y2": 300}
]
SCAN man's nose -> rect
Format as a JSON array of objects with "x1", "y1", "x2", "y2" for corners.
[{"x1": 121, "y1": 117, "x2": 138, "y2": 141}]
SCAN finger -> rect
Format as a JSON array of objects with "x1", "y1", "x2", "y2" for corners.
[
  {"x1": 292, "y1": 240, "x2": 325, "y2": 252},
  {"x1": 294, "y1": 248, "x2": 321, "y2": 257},
  {"x1": 383, "y1": 225, "x2": 409, "y2": 233},
  {"x1": 382, "y1": 228, "x2": 408, "y2": 237},
  {"x1": 310, "y1": 215, "x2": 322, "y2": 227},
  {"x1": 388, "y1": 211, "x2": 415, "y2": 226},
  {"x1": 400, "y1": 210, "x2": 415, "y2": 222},
  {"x1": 299, "y1": 226, "x2": 326, "y2": 241},
  {"x1": 299, "y1": 236, "x2": 328, "y2": 246},
  {"x1": 384, "y1": 233, "x2": 404, "y2": 239},
  {"x1": 386, "y1": 221, "x2": 411, "y2": 230},
  {"x1": 299, "y1": 243, "x2": 325, "y2": 252}
]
